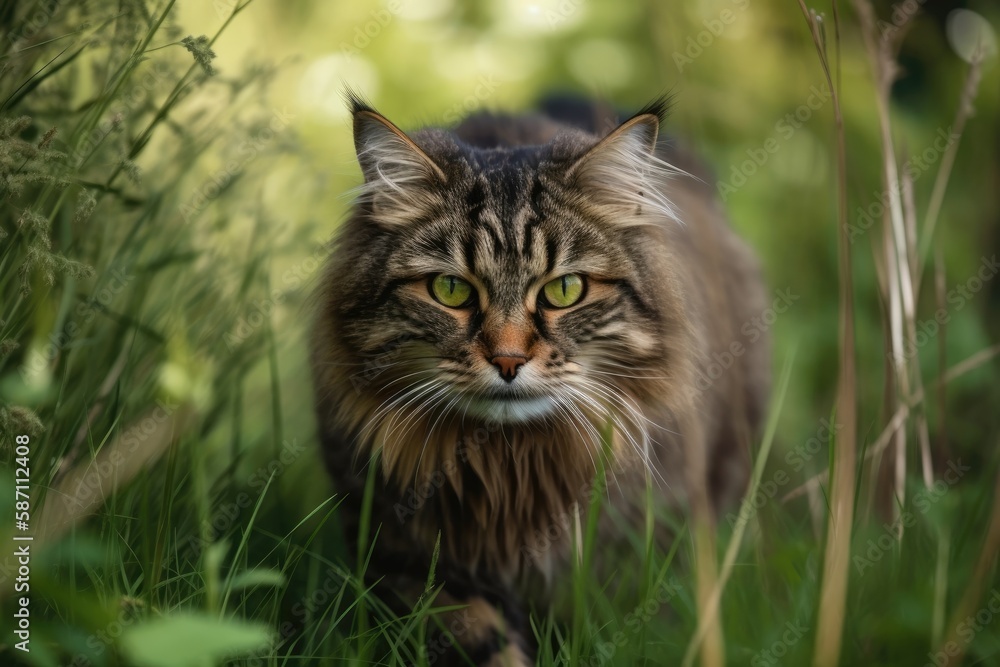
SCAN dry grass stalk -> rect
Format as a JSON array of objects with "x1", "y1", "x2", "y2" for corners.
[
  {"x1": 852, "y1": 0, "x2": 985, "y2": 534},
  {"x1": 917, "y1": 53, "x2": 985, "y2": 280},
  {"x1": 794, "y1": 3, "x2": 857, "y2": 665},
  {"x1": 681, "y1": 414, "x2": 725, "y2": 667},
  {"x1": 681, "y1": 359, "x2": 792, "y2": 667},
  {"x1": 36, "y1": 403, "x2": 195, "y2": 546},
  {"x1": 851, "y1": 0, "x2": 921, "y2": 523},
  {"x1": 782, "y1": 342, "x2": 1000, "y2": 503},
  {"x1": 934, "y1": 249, "x2": 950, "y2": 462},
  {"x1": 901, "y1": 167, "x2": 935, "y2": 490},
  {"x1": 690, "y1": 522, "x2": 725, "y2": 667}
]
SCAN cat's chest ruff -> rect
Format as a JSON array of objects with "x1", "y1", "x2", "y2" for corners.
[{"x1": 394, "y1": 421, "x2": 606, "y2": 581}]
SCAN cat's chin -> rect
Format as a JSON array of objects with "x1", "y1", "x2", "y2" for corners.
[{"x1": 461, "y1": 394, "x2": 557, "y2": 424}]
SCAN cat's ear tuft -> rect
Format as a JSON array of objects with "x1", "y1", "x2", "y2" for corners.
[
  {"x1": 346, "y1": 93, "x2": 447, "y2": 226},
  {"x1": 566, "y1": 112, "x2": 659, "y2": 181},
  {"x1": 350, "y1": 98, "x2": 447, "y2": 188},
  {"x1": 632, "y1": 94, "x2": 672, "y2": 127},
  {"x1": 566, "y1": 102, "x2": 680, "y2": 226}
]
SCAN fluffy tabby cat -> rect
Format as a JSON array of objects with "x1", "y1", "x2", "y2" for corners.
[{"x1": 310, "y1": 94, "x2": 770, "y2": 666}]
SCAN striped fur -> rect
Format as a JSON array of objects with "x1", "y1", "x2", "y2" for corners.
[{"x1": 310, "y1": 94, "x2": 770, "y2": 665}]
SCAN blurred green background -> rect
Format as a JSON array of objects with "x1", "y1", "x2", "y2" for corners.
[{"x1": 1, "y1": 0, "x2": 999, "y2": 664}]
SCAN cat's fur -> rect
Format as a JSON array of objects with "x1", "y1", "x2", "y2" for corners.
[{"x1": 310, "y1": 94, "x2": 770, "y2": 665}]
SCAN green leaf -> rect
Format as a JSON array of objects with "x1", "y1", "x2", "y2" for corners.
[
  {"x1": 228, "y1": 568, "x2": 286, "y2": 592},
  {"x1": 120, "y1": 613, "x2": 270, "y2": 667}
]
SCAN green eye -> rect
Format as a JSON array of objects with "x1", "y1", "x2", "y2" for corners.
[
  {"x1": 542, "y1": 274, "x2": 585, "y2": 308},
  {"x1": 430, "y1": 274, "x2": 474, "y2": 307}
]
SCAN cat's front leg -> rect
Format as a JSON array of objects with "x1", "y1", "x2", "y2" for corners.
[
  {"x1": 372, "y1": 551, "x2": 534, "y2": 666},
  {"x1": 427, "y1": 590, "x2": 533, "y2": 667}
]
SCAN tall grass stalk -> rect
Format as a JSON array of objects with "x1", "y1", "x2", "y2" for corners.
[
  {"x1": 795, "y1": 3, "x2": 857, "y2": 665},
  {"x1": 681, "y1": 352, "x2": 794, "y2": 667}
]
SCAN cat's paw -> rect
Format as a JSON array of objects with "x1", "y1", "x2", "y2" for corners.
[
  {"x1": 482, "y1": 644, "x2": 533, "y2": 667},
  {"x1": 430, "y1": 595, "x2": 533, "y2": 667}
]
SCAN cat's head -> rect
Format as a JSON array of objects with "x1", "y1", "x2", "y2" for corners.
[{"x1": 325, "y1": 95, "x2": 687, "y2": 439}]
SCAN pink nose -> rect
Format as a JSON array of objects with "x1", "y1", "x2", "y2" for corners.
[{"x1": 491, "y1": 355, "x2": 528, "y2": 382}]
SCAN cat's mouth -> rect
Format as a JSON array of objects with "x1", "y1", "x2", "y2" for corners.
[{"x1": 460, "y1": 392, "x2": 557, "y2": 424}]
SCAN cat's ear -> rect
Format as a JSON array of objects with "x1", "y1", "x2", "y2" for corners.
[
  {"x1": 566, "y1": 99, "x2": 679, "y2": 225},
  {"x1": 349, "y1": 95, "x2": 447, "y2": 225},
  {"x1": 351, "y1": 97, "x2": 446, "y2": 187}
]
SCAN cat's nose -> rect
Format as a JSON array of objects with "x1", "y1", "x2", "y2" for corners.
[{"x1": 490, "y1": 355, "x2": 528, "y2": 383}]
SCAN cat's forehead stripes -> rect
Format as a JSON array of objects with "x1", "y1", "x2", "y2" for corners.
[
  {"x1": 464, "y1": 178, "x2": 504, "y2": 255},
  {"x1": 522, "y1": 175, "x2": 547, "y2": 260},
  {"x1": 462, "y1": 160, "x2": 546, "y2": 258},
  {"x1": 444, "y1": 158, "x2": 560, "y2": 306}
]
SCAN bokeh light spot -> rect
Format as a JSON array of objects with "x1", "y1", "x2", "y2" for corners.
[
  {"x1": 298, "y1": 54, "x2": 380, "y2": 120},
  {"x1": 567, "y1": 39, "x2": 632, "y2": 90},
  {"x1": 946, "y1": 9, "x2": 998, "y2": 64}
]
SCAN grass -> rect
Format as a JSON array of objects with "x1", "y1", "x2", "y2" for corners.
[{"x1": 1, "y1": 1, "x2": 999, "y2": 666}]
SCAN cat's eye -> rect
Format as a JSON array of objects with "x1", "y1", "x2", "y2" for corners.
[
  {"x1": 430, "y1": 274, "x2": 474, "y2": 307},
  {"x1": 541, "y1": 274, "x2": 585, "y2": 308}
]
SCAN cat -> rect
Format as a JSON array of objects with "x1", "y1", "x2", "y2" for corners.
[{"x1": 310, "y1": 93, "x2": 770, "y2": 666}]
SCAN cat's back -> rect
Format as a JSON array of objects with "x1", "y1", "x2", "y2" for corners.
[{"x1": 453, "y1": 97, "x2": 717, "y2": 187}]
